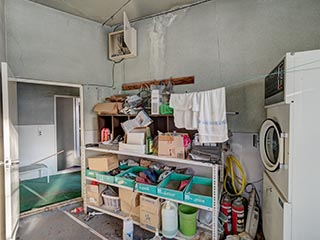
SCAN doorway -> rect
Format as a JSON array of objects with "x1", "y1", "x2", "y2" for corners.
[
  {"x1": 16, "y1": 81, "x2": 83, "y2": 213},
  {"x1": 55, "y1": 96, "x2": 81, "y2": 172}
]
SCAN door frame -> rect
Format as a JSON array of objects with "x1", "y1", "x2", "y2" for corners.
[
  {"x1": 2, "y1": 63, "x2": 20, "y2": 240},
  {"x1": 11, "y1": 77, "x2": 85, "y2": 210},
  {"x1": 54, "y1": 95, "x2": 81, "y2": 172}
]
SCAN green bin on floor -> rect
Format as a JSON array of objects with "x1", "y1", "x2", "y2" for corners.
[{"x1": 178, "y1": 204, "x2": 198, "y2": 236}]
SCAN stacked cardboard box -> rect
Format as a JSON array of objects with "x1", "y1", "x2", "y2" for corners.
[
  {"x1": 140, "y1": 195, "x2": 161, "y2": 231},
  {"x1": 158, "y1": 134, "x2": 186, "y2": 159},
  {"x1": 119, "y1": 188, "x2": 141, "y2": 221},
  {"x1": 87, "y1": 154, "x2": 119, "y2": 172},
  {"x1": 86, "y1": 184, "x2": 106, "y2": 207}
]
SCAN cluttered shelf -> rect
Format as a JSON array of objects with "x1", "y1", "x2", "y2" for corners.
[
  {"x1": 87, "y1": 204, "x2": 210, "y2": 240},
  {"x1": 86, "y1": 83, "x2": 235, "y2": 240},
  {"x1": 86, "y1": 176, "x2": 214, "y2": 211},
  {"x1": 85, "y1": 146, "x2": 216, "y2": 167},
  {"x1": 97, "y1": 113, "x2": 174, "y2": 117}
]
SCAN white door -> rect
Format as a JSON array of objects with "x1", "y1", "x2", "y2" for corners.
[
  {"x1": 1, "y1": 62, "x2": 20, "y2": 240},
  {"x1": 259, "y1": 119, "x2": 284, "y2": 171}
]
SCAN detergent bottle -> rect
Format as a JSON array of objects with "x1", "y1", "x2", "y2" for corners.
[{"x1": 161, "y1": 201, "x2": 178, "y2": 238}]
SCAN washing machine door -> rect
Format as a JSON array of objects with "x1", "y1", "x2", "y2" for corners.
[{"x1": 259, "y1": 119, "x2": 284, "y2": 171}]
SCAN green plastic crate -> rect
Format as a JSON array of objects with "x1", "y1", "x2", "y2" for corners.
[
  {"x1": 157, "y1": 173, "x2": 192, "y2": 201},
  {"x1": 96, "y1": 172, "x2": 115, "y2": 184},
  {"x1": 184, "y1": 176, "x2": 213, "y2": 207},
  {"x1": 136, "y1": 170, "x2": 163, "y2": 195},
  {"x1": 86, "y1": 169, "x2": 106, "y2": 179},
  {"x1": 115, "y1": 166, "x2": 147, "y2": 188}
]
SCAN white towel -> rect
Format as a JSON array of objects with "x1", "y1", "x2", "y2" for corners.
[
  {"x1": 194, "y1": 87, "x2": 228, "y2": 143},
  {"x1": 169, "y1": 92, "x2": 198, "y2": 130}
]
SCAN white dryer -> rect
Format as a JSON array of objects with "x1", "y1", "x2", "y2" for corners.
[
  {"x1": 260, "y1": 49, "x2": 320, "y2": 240},
  {"x1": 260, "y1": 103, "x2": 292, "y2": 240},
  {"x1": 260, "y1": 103, "x2": 290, "y2": 201}
]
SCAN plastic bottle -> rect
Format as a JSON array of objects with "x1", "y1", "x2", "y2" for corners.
[
  {"x1": 145, "y1": 127, "x2": 153, "y2": 154},
  {"x1": 71, "y1": 207, "x2": 84, "y2": 214},
  {"x1": 161, "y1": 201, "x2": 178, "y2": 238},
  {"x1": 123, "y1": 217, "x2": 133, "y2": 240},
  {"x1": 101, "y1": 128, "x2": 106, "y2": 142}
]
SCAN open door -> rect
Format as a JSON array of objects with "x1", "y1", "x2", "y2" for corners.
[{"x1": 1, "y1": 62, "x2": 19, "y2": 240}]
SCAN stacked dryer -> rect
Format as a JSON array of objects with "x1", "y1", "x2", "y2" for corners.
[{"x1": 259, "y1": 49, "x2": 320, "y2": 240}]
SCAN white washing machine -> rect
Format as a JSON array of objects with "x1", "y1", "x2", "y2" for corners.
[
  {"x1": 260, "y1": 49, "x2": 320, "y2": 239},
  {"x1": 260, "y1": 104, "x2": 292, "y2": 240},
  {"x1": 260, "y1": 103, "x2": 290, "y2": 201}
]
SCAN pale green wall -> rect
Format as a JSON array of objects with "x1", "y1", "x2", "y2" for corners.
[{"x1": 112, "y1": 0, "x2": 320, "y2": 132}]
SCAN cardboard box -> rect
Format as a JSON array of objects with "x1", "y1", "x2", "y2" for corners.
[
  {"x1": 86, "y1": 184, "x2": 106, "y2": 207},
  {"x1": 140, "y1": 195, "x2": 161, "y2": 231},
  {"x1": 119, "y1": 188, "x2": 141, "y2": 221},
  {"x1": 121, "y1": 202, "x2": 140, "y2": 221},
  {"x1": 88, "y1": 154, "x2": 119, "y2": 172},
  {"x1": 94, "y1": 102, "x2": 123, "y2": 115},
  {"x1": 158, "y1": 134, "x2": 186, "y2": 159},
  {"x1": 119, "y1": 142, "x2": 145, "y2": 154},
  {"x1": 126, "y1": 132, "x2": 145, "y2": 145},
  {"x1": 119, "y1": 188, "x2": 140, "y2": 207}
]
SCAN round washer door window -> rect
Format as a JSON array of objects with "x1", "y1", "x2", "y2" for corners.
[{"x1": 259, "y1": 119, "x2": 284, "y2": 171}]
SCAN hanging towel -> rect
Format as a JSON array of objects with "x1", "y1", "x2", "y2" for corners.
[
  {"x1": 169, "y1": 92, "x2": 198, "y2": 130},
  {"x1": 194, "y1": 87, "x2": 228, "y2": 143}
]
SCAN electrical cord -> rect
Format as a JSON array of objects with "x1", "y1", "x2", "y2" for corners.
[
  {"x1": 223, "y1": 154, "x2": 247, "y2": 196},
  {"x1": 111, "y1": 0, "x2": 214, "y2": 30},
  {"x1": 102, "y1": 0, "x2": 132, "y2": 26},
  {"x1": 104, "y1": 59, "x2": 124, "y2": 89}
]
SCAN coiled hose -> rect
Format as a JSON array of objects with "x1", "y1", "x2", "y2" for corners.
[{"x1": 223, "y1": 154, "x2": 247, "y2": 196}]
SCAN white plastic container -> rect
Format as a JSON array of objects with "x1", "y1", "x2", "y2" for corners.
[
  {"x1": 123, "y1": 217, "x2": 133, "y2": 240},
  {"x1": 161, "y1": 201, "x2": 178, "y2": 238}
]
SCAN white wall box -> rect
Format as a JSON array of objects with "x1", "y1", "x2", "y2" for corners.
[{"x1": 108, "y1": 12, "x2": 137, "y2": 61}]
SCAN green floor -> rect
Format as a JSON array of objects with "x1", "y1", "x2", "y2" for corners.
[{"x1": 20, "y1": 171, "x2": 81, "y2": 213}]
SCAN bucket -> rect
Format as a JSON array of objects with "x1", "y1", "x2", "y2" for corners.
[{"x1": 178, "y1": 205, "x2": 198, "y2": 236}]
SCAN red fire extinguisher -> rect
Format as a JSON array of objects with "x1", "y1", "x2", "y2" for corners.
[
  {"x1": 221, "y1": 195, "x2": 232, "y2": 235},
  {"x1": 232, "y1": 197, "x2": 245, "y2": 234}
]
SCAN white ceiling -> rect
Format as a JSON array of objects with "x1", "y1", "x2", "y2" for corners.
[{"x1": 28, "y1": 0, "x2": 201, "y2": 26}]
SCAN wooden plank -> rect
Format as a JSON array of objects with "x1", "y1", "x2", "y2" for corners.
[{"x1": 122, "y1": 76, "x2": 194, "y2": 90}]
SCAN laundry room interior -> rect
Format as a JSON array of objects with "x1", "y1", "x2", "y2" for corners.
[{"x1": 0, "y1": 0, "x2": 319, "y2": 240}]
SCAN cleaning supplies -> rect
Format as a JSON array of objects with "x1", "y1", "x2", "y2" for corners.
[{"x1": 161, "y1": 201, "x2": 178, "y2": 238}]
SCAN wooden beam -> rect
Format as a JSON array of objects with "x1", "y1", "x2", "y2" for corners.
[{"x1": 122, "y1": 76, "x2": 195, "y2": 90}]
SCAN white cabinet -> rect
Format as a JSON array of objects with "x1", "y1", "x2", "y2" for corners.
[{"x1": 108, "y1": 12, "x2": 137, "y2": 61}]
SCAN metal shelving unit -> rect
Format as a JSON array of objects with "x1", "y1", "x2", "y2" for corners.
[{"x1": 83, "y1": 147, "x2": 221, "y2": 240}]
